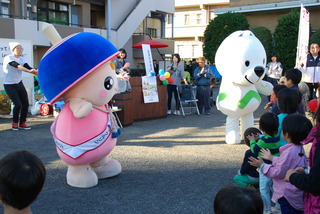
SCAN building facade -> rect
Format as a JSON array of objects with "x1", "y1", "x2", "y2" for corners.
[
  {"x1": 165, "y1": 0, "x2": 229, "y2": 61},
  {"x1": 166, "y1": 0, "x2": 320, "y2": 62},
  {"x1": 214, "y1": 0, "x2": 320, "y2": 32},
  {"x1": 0, "y1": 0, "x2": 175, "y2": 69}
]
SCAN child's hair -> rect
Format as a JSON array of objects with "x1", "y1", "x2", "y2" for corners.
[
  {"x1": 214, "y1": 186, "x2": 263, "y2": 214},
  {"x1": 0, "y1": 150, "x2": 46, "y2": 210},
  {"x1": 284, "y1": 68, "x2": 302, "y2": 85},
  {"x1": 273, "y1": 84, "x2": 287, "y2": 97},
  {"x1": 282, "y1": 114, "x2": 313, "y2": 145},
  {"x1": 259, "y1": 112, "x2": 279, "y2": 136},
  {"x1": 277, "y1": 87, "x2": 301, "y2": 114},
  {"x1": 243, "y1": 127, "x2": 262, "y2": 146}
]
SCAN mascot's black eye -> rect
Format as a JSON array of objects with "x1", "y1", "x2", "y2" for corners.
[
  {"x1": 245, "y1": 61, "x2": 250, "y2": 67},
  {"x1": 263, "y1": 58, "x2": 265, "y2": 64},
  {"x1": 104, "y1": 76, "x2": 114, "y2": 90}
]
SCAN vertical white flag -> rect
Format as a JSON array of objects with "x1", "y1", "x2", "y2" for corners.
[
  {"x1": 296, "y1": 4, "x2": 310, "y2": 72},
  {"x1": 142, "y1": 44, "x2": 155, "y2": 76}
]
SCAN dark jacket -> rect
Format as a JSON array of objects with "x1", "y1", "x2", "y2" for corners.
[
  {"x1": 240, "y1": 149, "x2": 259, "y2": 178},
  {"x1": 193, "y1": 65, "x2": 213, "y2": 86}
]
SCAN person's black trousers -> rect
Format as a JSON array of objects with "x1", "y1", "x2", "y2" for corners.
[
  {"x1": 4, "y1": 81, "x2": 29, "y2": 124},
  {"x1": 196, "y1": 85, "x2": 211, "y2": 114}
]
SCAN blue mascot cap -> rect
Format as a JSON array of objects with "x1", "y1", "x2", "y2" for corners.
[{"x1": 38, "y1": 32, "x2": 119, "y2": 104}]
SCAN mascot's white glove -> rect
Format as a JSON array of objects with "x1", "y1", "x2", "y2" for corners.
[{"x1": 256, "y1": 80, "x2": 273, "y2": 96}]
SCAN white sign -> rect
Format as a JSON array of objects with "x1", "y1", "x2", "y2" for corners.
[
  {"x1": 296, "y1": 4, "x2": 310, "y2": 72},
  {"x1": 142, "y1": 44, "x2": 155, "y2": 76},
  {"x1": 0, "y1": 39, "x2": 35, "y2": 106},
  {"x1": 142, "y1": 76, "x2": 159, "y2": 103}
]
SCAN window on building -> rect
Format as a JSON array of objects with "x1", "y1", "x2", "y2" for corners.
[
  {"x1": 184, "y1": 14, "x2": 190, "y2": 25},
  {"x1": 147, "y1": 28, "x2": 157, "y2": 38},
  {"x1": 38, "y1": 1, "x2": 69, "y2": 25},
  {"x1": 0, "y1": 0, "x2": 10, "y2": 18},
  {"x1": 26, "y1": 0, "x2": 37, "y2": 20},
  {"x1": 70, "y1": 5, "x2": 79, "y2": 27},
  {"x1": 196, "y1": 14, "x2": 201, "y2": 25}
]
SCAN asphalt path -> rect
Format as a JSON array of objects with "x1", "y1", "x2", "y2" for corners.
[{"x1": 0, "y1": 88, "x2": 267, "y2": 214}]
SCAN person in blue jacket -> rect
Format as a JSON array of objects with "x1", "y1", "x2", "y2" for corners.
[{"x1": 193, "y1": 57, "x2": 213, "y2": 115}]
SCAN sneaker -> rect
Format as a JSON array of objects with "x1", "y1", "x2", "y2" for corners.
[
  {"x1": 12, "y1": 122, "x2": 19, "y2": 131},
  {"x1": 19, "y1": 123, "x2": 31, "y2": 130},
  {"x1": 167, "y1": 110, "x2": 172, "y2": 115},
  {"x1": 173, "y1": 110, "x2": 180, "y2": 115}
]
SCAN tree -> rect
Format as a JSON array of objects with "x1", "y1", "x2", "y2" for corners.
[
  {"x1": 274, "y1": 10, "x2": 300, "y2": 71},
  {"x1": 251, "y1": 27, "x2": 273, "y2": 61},
  {"x1": 310, "y1": 29, "x2": 320, "y2": 45},
  {"x1": 203, "y1": 12, "x2": 249, "y2": 63}
]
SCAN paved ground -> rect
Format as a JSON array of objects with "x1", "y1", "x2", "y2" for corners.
[{"x1": 0, "y1": 87, "x2": 267, "y2": 214}]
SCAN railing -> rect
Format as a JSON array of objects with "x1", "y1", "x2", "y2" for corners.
[{"x1": 115, "y1": 0, "x2": 142, "y2": 31}]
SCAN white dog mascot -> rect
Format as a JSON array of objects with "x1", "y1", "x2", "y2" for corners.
[{"x1": 215, "y1": 30, "x2": 273, "y2": 144}]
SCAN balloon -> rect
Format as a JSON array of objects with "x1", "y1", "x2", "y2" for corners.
[
  {"x1": 164, "y1": 72, "x2": 170, "y2": 79},
  {"x1": 159, "y1": 69, "x2": 165, "y2": 75},
  {"x1": 159, "y1": 75, "x2": 166, "y2": 81},
  {"x1": 308, "y1": 99, "x2": 318, "y2": 112},
  {"x1": 162, "y1": 80, "x2": 168, "y2": 85},
  {"x1": 148, "y1": 71, "x2": 155, "y2": 76},
  {"x1": 168, "y1": 77, "x2": 174, "y2": 84}
]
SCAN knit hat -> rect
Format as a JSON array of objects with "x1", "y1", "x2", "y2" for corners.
[{"x1": 9, "y1": 42, "x2": 21, "y2": 52}]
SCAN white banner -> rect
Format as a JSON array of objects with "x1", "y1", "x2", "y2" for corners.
[
  {"x1": 296, "y1": 4, "x2": 310, "y2": 70},
  {"x1": 142, "y1": 76, "x2": 159, "y2": 103},
  {"x1": 142, "y1": 44, "x2": 155, "y2": 76}
]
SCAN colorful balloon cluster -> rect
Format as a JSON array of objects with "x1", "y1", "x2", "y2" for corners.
[{"x1": 158, "y1": 69, "x2": 174, "y2": 85}]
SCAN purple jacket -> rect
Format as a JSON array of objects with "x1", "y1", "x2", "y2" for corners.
[
  {"x1": 262, "y1": 143, "x2": 307, "y2": 211},
  {"x1": 290, "y1": 124, "x2": 320, "y2": 214}
]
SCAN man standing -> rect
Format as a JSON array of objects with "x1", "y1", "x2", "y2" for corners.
[
  {"x1": 193, "y1": 57, "x2": 213, "y2": 115},
  {"x1": 153, "y1": 60, "x2": 159, "y2": 75},
  {"x1": 299, "y1": 43, "x2": 320, "y2": 101}
]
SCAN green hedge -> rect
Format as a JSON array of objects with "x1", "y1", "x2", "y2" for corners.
[
  {"x1": 251, "y1": 26, "x2": 273, "y2": 60},
  {"x1": 274, "y1": 10, "x2": 300, "y2": 71}
]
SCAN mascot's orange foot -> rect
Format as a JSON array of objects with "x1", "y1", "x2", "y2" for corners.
[
  {"x1": 66, "y1": 165, "x2": 98, "y2": 188},
  {"x1": 90, "y1": 157, "x2": 122, "y2": 179}
]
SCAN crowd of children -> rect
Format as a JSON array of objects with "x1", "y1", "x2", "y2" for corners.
[{"x1": 224, "y1": 60, "x2": 320, "y2": 214}]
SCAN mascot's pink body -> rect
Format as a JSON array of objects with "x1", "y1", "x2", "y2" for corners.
[{"x1": 52, "y1": 103, "x2": 116, "y2": 166}]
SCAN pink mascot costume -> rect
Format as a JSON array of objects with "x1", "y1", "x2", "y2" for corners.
[{"x1": 38, "y1": 29, "x2": 122, "y2": 188}]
